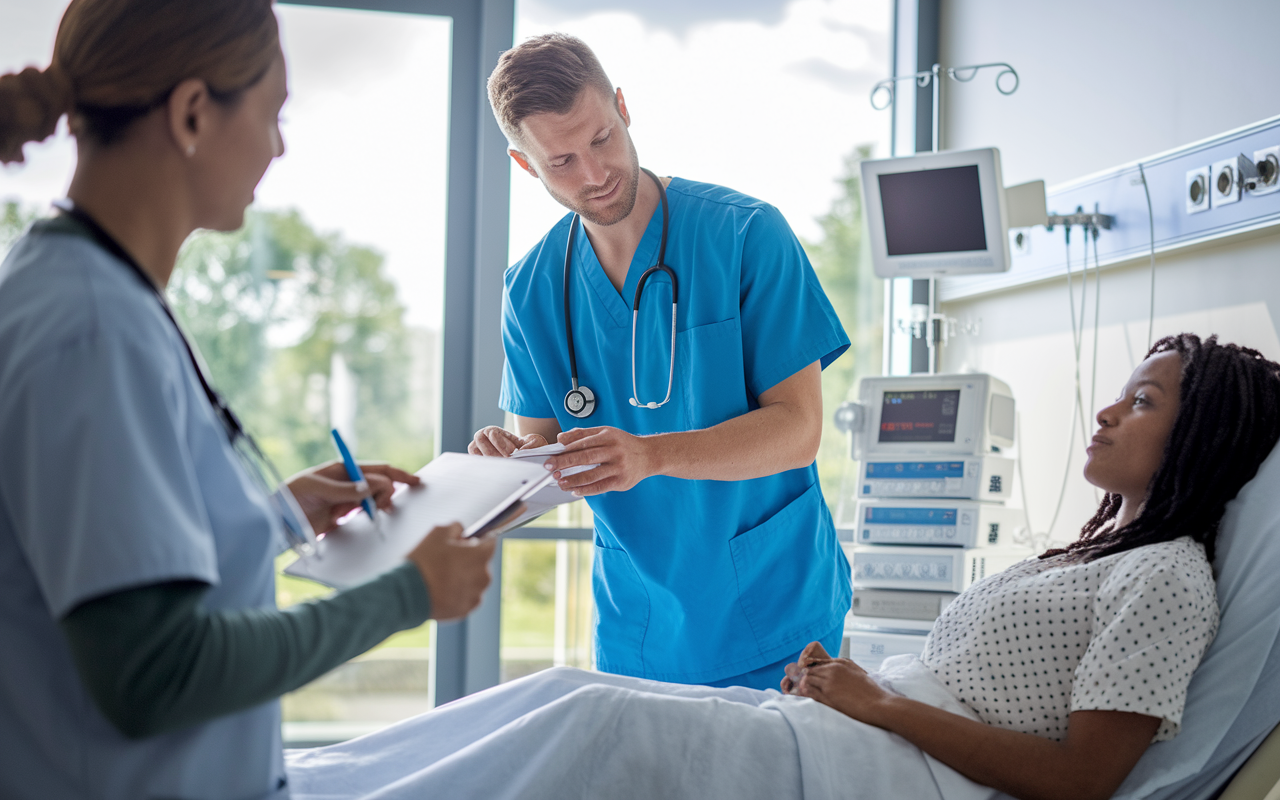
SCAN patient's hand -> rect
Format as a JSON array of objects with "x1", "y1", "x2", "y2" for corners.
[
  {"x1": 780, "y1": 641, "x2": 833, "y2": 694},
  {"x1": 783, "y1": 643, "x2": 895, "y2": 728}
]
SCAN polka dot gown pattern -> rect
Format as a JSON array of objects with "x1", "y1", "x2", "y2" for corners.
[{"x1": 920, "y1": 537, "x2": 1218, "y2": 742}]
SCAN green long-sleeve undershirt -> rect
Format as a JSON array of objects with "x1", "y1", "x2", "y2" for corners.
[{"x1": 59, "y1": 561, "x2": 432, "y2": 739}]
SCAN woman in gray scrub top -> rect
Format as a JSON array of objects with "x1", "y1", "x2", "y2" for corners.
[{"x1": 0, "y1": 2, "x2": 496, "y2": 798}]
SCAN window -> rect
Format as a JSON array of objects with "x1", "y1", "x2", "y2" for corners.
[
  {"x1": 497, "y1": 0, "x2": 892, "y2": 681},
  {"x1": 0, "y1": 2, "x2": 453, "y2": 746}
]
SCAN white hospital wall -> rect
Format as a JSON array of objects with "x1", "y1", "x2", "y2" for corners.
[{"x1": 934, "y1": 0, "x2": 1280, "y2": 544}]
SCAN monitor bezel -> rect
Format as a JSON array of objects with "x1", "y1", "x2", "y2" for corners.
[
  {"x1": 859, "y1": 375, "x2": 990, "y2": 458},
  {"x1": 861, "y1": 147, "x2": 1011, "y2": 279}
]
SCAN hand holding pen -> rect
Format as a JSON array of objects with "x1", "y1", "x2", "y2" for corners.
[
  {"x1": 331, "y1": 428, "x2": 377, "y2": 520},
  {"x1": 285, "y1": 442, "x2": 420, "y2": 535}
]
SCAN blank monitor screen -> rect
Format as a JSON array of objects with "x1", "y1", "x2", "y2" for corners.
[
  {"x1": 878, "y1": 165, "x2": 987, "y2": 256},
  {"x1": 879, "y1": 390, "x2": 961, "y2": 443}
]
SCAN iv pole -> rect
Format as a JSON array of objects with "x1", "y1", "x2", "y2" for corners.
[{"x1": 871, "y1": 62, "x2": 1019, "y2": 373}]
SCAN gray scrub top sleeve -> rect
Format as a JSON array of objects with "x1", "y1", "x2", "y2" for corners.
[
  {"x1": 60, "y1": 561, "x2": 432, "y2": 739},
  {"x1": 1, "y1": 303, "x2": 219, "y2": 618}
]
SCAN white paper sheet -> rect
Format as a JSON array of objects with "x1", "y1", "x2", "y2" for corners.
[
  {"x1": 500, "y1": 443, "x2": 600, "y2": 529},
  {"x1": 284, "y1": 453, "x2": 554, "y2": 589}
]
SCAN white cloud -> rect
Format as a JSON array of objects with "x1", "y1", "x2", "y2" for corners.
[
  {"x1": 509, "y1": 0, "x2": 892, "y2": 262},
  {"x1": 2, "y1": 0, "x2": 892, "y2": 330}
]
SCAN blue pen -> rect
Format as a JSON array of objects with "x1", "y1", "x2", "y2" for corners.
[{"x1": 331, "y1": 428, "x2": 377, "y2": 521}]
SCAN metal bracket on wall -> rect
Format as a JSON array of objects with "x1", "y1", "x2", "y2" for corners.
[{"x1": 1046, "y1": 211, "x2": 1115, "y2": 231}]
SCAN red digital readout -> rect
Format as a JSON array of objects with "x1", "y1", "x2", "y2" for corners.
[{"x1": 881, "y1": 421, "x2": 936, "y2": 432}]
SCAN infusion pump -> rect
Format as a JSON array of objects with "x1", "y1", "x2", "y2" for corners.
[{"x1": 835, "y1": 373, "x2": 1015, "y2": 460}]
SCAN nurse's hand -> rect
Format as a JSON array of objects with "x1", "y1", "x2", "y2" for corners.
[
  {"x1": 547, "y1": 427, "x2": 655, "y2": 496},
  {"x1": 407, "y1": 522, "x2": 497, "y2": 620},
  {"x1": 468, "y1": 426, "x2": 548, "y2": 457},
  {"x1": 287, "y1": 461, "x2": 421, "y2": 535}
]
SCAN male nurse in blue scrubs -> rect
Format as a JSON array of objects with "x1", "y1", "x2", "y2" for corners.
[{"x1": 470, "y1": 33, "x2": 851, "y2": 690}]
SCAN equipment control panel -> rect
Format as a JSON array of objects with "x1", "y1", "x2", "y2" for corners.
[
  {"x1": 846, "y1": 543, "x2": 1029, "y2": 593},
  {"x1": 843, "y1": 499, "x2": 1027, "y2": 547},
  {"x1": 857, "y1": 455, "x2": 1013, "y2": 501}
]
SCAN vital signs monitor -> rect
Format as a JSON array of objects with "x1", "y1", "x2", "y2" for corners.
[{"x1": 840, "y1": 373, "x2": 1015, "y2": 460}]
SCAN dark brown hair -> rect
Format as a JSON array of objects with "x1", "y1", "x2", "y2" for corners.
[
  {"x1": 486, "y1": 33, "x2": 616, "y2": 148},
  {"x1": 0, "y1": 0, "x2": 278, "y2": 163},
  {"x1": 1045, "y1": 333, "x2": 1280, "y2": 564}
]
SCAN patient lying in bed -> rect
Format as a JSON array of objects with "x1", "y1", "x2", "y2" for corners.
[{"x1": 287, "y1": 334, "x2": 1280, "y2": 800}]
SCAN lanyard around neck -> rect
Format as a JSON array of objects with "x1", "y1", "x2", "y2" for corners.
[{"x1": 52, "y1": 201, "x2": 250, "y2": 443}]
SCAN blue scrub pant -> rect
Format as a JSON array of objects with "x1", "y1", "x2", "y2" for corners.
[{"x1": 702, "y1": 623, "x2": 845, "y2": 691}]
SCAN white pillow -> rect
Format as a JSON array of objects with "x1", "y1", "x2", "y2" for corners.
[{"x1": 1114, "y1": 441, "x2": 1280, "y2": 800}]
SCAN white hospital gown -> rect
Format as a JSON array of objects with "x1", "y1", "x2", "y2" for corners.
[{"x1": 922, "y1": 536, "x2": 1218, "y2": 741}]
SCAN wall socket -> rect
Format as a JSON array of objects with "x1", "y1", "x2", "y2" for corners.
[
  {"x1": 1186, "y1": 166, "x2": 1211, "y2": 214},
  {"x1": 1247, "y1": 146, "x2": 1280, "y2": 196},
  {"x1": 1211, "y1": 158, "x2": 1241, "y2": 206}
]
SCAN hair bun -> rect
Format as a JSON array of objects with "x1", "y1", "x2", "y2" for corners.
[{"x1": 0, "y1": 64, "x2": 74, "y2": 165}]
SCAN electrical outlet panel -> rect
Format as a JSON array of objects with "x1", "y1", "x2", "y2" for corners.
[
  {"x1": 1186, "y1": 166, "x2": 1210, "y2": 214},
  {"x1": 1211, "y1": 158, "x2": 1241, "y2": 206},
  {"x1": 1247, "y1": 146, "x2": 1280, "y2": 197}
]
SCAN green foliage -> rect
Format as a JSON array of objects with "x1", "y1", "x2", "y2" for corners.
[
  {"x1": 169, "y1": 209, "x2": 433, "y2": 479},
  {"x1": 1, "y1": 200, "x2": 40, "y2": 257},
  {"x1": 500, "y1": 540, "x2": 557, "y2": 648},
  {"x1": 801, "y1": 146, "x2": 884, "y2": 514}
]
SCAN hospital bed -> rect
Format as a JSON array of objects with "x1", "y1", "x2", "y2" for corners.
[
  {"x1": 1104, "y1": 440, "x2": 1280, "y2": 800},
  {"x1": 1219, "y1": 723, "x2": 1280, "y2": 800}
]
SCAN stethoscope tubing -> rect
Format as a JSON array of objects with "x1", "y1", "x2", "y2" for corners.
[{"x1": 563, "y1": 167, "x2": 678, "y2": 417}]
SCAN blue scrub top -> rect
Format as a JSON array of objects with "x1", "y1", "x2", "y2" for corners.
[
  {"x1": 500, "y1": 178, "x2": 852, "y2": 683},
  {"x1": 0, "y1": 220, "x2": 288, "y2": 800}
]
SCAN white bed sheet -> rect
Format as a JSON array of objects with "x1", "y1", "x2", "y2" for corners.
[{"x1": 285, "y1": 659, "x2": 998, "y2": 800}]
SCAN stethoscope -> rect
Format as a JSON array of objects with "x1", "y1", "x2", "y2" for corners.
[{"x1": 563, "y1": 167, "x2": 678, "y2": 419}]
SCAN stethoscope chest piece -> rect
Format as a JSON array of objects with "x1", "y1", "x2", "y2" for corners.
[
  {"x1": 564, "y1": 383, "x2": 597, "y2": 418},
  {"x1": 561, "y1": 167, "x2": 675, "y2": 420}
]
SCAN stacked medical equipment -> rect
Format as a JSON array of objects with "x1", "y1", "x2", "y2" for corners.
[{"x1": 833, "y1": 374, "x2": 1030, "y2": 670}]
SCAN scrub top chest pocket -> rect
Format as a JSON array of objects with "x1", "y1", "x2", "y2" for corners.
[{"x1": 676, "y1": 318, "x2": 751, "y2": 432}]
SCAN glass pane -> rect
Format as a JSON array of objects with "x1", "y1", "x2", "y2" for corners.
[
  {"x1": 1, "y1": 1, "x2": 76, "y2": 247},
  {"x1": 499, "y1": 0, "x2": 892, "y2": 677},
  {"x1": 499, "y1": 538, "x2": 594, "y2": 683},
  {"x1": 507, "y1": 0, "x2": 891, "y2": 513},
  {"x1": 250, "y1": 5, "x2": 451, "y2": 744},
  {"x1": 1, "y1": 1, "x2": 452, "y2": 746}
]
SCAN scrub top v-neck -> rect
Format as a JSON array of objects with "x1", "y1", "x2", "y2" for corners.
[{"x1": 500, "y1": 177, "x2": 851, "y2": 684}]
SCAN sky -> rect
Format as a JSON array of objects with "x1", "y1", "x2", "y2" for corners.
[{"x1": 0, "y1": 0, "x2": 890, "y2": 330}]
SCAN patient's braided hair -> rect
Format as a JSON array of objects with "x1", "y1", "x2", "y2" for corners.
[{"x1": 1046, "y1": 333, "x2": 1280, "y2": 564}]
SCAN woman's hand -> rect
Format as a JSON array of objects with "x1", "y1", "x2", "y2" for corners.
[
  {"x1": 782, "y1": 642, "x2": 895, "y2": 728},
  {"x1": 407, "y1": 523, "x2": 497, "y2": 620},
  {"x1": 286, "y1": 461, "x2": 420, "y2": 535}
]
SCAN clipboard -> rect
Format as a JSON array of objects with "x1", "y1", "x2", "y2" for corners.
[{"x1": 284, "y1": 452, "x2": 560, "y2": 589}]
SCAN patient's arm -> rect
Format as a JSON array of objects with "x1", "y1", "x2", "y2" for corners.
[{"x1": 788, "y1": 646, "x2": 1159, "y2": 800}]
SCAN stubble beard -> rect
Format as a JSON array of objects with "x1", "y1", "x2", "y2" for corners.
[{"x1": 546, "y1": 139, "x2": 641, "y2": 227}]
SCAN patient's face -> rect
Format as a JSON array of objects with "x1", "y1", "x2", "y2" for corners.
[{"x1": 1084, "y1": 351, "x2": 1183, "y2": 501}]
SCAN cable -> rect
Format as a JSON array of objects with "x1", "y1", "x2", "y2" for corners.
[
  {"x1": 1089, "y1": 226, "x2": 1102, "y2": 425},
  {"x1": 1138, "y1": 163, "x2": 1157, "y2": 349},
  {"x1": 1014, "y1": 412, "x2": 1049, "y2": 553},
  {"x1": 1040, "y1": 222, "x2": 1091, "y2": 542},
  {"x1": 1063, "y1": 225, "x2": 1090, "y2": 454}
]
